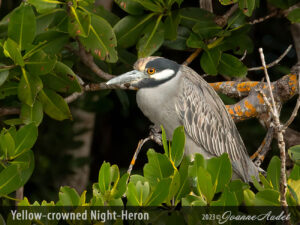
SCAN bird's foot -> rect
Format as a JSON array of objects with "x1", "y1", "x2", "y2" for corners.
[{"x1": 149, "y1": 125, "x2": 162, "y2": 146}]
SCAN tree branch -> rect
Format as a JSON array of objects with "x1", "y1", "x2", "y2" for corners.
[
  {"x1": 248, "y1": 45, "x2": 292, "y2": 71},
  {"x1": 77, "y1": 42, "x2": 115, "y2": 80},
  {"x1": 0, "y1": 107, "x2": 20, "y2": 117},
  {"x1": 259, "y1": 47, "x2": 289, "y2": 223}
]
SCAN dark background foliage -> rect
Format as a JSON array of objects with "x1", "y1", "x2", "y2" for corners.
[{"x1": 0, "y1": 0, "x2": 299, "y2": 203}]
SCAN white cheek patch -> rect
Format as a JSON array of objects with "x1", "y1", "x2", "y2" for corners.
[{"x1": 152, "y1": 69, "x2": 175, "y2": 80}]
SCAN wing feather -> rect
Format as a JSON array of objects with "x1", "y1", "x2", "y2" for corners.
[{"x1": 175, "y1": 67, "x2": 258, "y2": 182}]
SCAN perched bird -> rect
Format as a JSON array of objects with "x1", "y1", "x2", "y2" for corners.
[{"x1": 106, "y1": 57, "x2": 259, "y2": 182}]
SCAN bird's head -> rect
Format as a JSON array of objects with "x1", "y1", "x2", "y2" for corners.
[{"x1": 106, "y1": 57, "x2": 180, "y2": 89}]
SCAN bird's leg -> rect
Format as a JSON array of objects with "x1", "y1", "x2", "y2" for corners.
[{"x1": 149, "y1": 124, "x2": 162, "y2": 146}]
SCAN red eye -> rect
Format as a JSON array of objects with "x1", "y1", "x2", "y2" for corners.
[{"x1": 147, "y1": 68, "x2": 156, "y2": 75}]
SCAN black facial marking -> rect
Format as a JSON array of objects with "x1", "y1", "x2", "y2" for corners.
[
  {"x1": 145, "y1": 58, "x2": 180, "y2": 74},
  {"x1": 134, "y1": 58, "x2": 180, "y2": 89}
]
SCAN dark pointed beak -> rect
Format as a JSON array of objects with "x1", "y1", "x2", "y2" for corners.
[{"x1": 106, "y1": 70, "x2": 146, "y2": 88}]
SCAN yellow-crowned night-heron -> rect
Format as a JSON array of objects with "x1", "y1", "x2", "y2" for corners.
[{"x1": 107, "y1": 57, "x2": 259, "y2": 182}]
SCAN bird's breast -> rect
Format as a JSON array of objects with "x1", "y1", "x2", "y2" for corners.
[{"x1": 136, "y1": 82, "x2": 181, "y2": 138}]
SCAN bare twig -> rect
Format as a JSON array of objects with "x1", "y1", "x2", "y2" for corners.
[
  {"x1": 248, "y1": 45, "x2": 292, "y2": 71},
  {"x1": 65, "y1": 92, "x2": 84, "y2": 104},
  {"x1": 127, "y1": 137, "x2": 150, "y2": 176},
  {"x1": 15, "y1": 187, "x2": 23, "y2": 206},
  {"x1": 282, "y1": 2, "x2": 300, "y2": 16},
  {"x1": 259, "y1": 48, "x2": 290, "y2": 224},
  {"x1": 249, "y1": 10, "x2": 278, "y2": 25},
  {"x1": 222, "y1": 4, "x2": 239, "y2": 23},
  {"x1": 239, "y1": 50, "x2": 247, "y2": 61},
  {"x1": 182, "y1": 49, "x2": 202, "y2": 66},
  {"x1": 252, "y1": 127, "x2": 274, "y2": 167},
  {"x1": 0, "y1": 107, "x2": 20, "y2": 117},
  {"x1": 199, "y1": 0, "x2": 213, "y2": 12}
]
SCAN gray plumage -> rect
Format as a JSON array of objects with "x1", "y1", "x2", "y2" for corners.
[{"x1": 107, "y1": 57, "x2": 260, "y2": 182}]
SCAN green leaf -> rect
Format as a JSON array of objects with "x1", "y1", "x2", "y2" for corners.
[
  {"x1": 58, "y1": 186, "x2": 80, "y2": 206},
  {"x1": 20, "y1": 100, "x2": 43, "y2": 126},
  {"x1": 3, "y1": 39, "x2": 24, "y2": 66},
  {"x1": 0, "y1": 65, "x2": 9, "y2": 86},
  {"x1": 192, "y1": 20, "x2": 222, "y2": 40},
  {"x1": 288, "y1": 179, "x2": 300, "y2": 204},
  {"x1": 0, "y1": 82, "x2": 18, "y2": 99},
  {"x1": 175, "y1": 157, "x2": 191, "y2": 203},
  {"x1": 288, "y1": 145, "x2": 300, "y2": 166},
  {"x1": 114, "y1": 0, "x2": 144, "y2": 15},
  {"x1": 34, "y1": 31, "x2": 69, "y2": 54},
  {"x1": 189, "y1": 153, "x2": 205, "y2": 178},
  {"x1": 228, "y1": 179, "x2": 249, "y2": 205},
  {"x1": 200, "y1": 48, "x2": 221, "y2": 75},
  {"x1": 126, "y1": 182, "x2": 142, "y2": 206},
  {"x1": 23, "y1": 41, "x2": 48, "y2": 59},
  {"x1": 207, "y1": 153, "x2": 232, "y2": 193},
  {"x1": 132, "y1": 0, "x2": 163, "y2": 12},
  {"x1": 8, "y1": 4, "x2": 36, "y2": 50},
  {"x1": 179, "y1": 7, "x2": 214, "y2": 29},
  {"x1": 0, "y1": 132, "x2": 15, "y2": 158},
  {"x1": 211, "y1": 186, "x2": 239, "y2": 206},
  {"x1": 219, "y1": 0, "x2": 238, "y2": 5},
  {"x1": 289, "y1": 164, "x2": 300, "y2": 180},
  {"x1": 143, "y1": 149, "x2": 174, "y2": 187},
  {"x1": 38, "y1": 88, "x2": 72, "y2": 121},
  {"x1": 68, "y1": 7, "x2": 91, "y2": 38},
  {"x1": 182, "y1": 194, "x2": 207, "y2": 206},
  {"x1": 186, "y1": 33, "x2": 205, "y2": 49},
  {"x1": 129, "y1": 174, "x2": 148, "y2": 184},
  {"x1": 113, "y1": 173, "x2": 129, "y2": 198},
  {"x1": 41, "y1": 61, "x2": 82, "y2": 94},
  {"x1": 239, "y1": 0, "x2": 256, "y2": 17},
  {"x1": 164, "y1": 26, "x2": 190, "y2": 50},
  {"x1": 26, "y1": 51, "x2": 57, "y2": 75},
  {"x1": 113, "y1": 14, "x2": 154, "y2": 48},
  {"x1": 221, "y1": 34, "x2": 253, "y2": 55},
  {"x1": 35, "y1": 9, "x2": 62, "y2": 35},
  {"x1": 83, "y1": 5, "x2": 120, "y2": 26},
  {"x1": 197, "y1": 167, "x2": 214, "y2": 203},
  {"x1": 254, "y1": 189, "x2": 280, "y2": 206},
  {"x1": 259, "y1": 173, "x2": 273, "y2": 189},
  {"x1": 164, "y1": 10, "x2": 181, "y2": 40},
  {"x1": 267, "y1": 156, "x2": 281, "y2": 191},
  {"x1": 218, "y1": 53, "x2": 247, "y2": 77},
  {"x1": 267, "y1": 0, "x2": 298, "y2": 9},
  {"x1": 14, "y1": 123, "x2": 38, "y2": 155},
  {"x1": 98, "y1": 162, "x2": 110, "y2": 193},
  {"x1": 137, "y1": 17, "x2": 164, "y2": 58},
  {"x1": 28, "y1": 0, "x2": 58, "y2": 13},
  {"x1": 243, "y1": 189, "x2": 255, "y2": 206},
  {"x1": 161, "y1": 125, "x2": 169, "y2": 157},
  {"x1": 127, "y1": 180, "x2": 151, "y2": 206},
  {"x1": 18, "y1": 69, "x2": 43, "y2": 106},
  {"x1": 0, "y1": 150, "x2": 34, "y2": 196},
  {"x1": 4, "y1": 119, "x2": 23, "y2": 126},
  {"x1": 79, "y1": 14, "x2": 117, "y2": 63},
  {"x1": 167, "y1": 170, "x2": 181, "y2": 202},
  {"x1": 146, "y1": 178, "x2": 172, "y2": 206},
  {"x1": 170, "y1": 126, "x2": 185, "y2": 167},
  {"x1": 227, "y1": 10, "x2": 246, "y2": 29}
]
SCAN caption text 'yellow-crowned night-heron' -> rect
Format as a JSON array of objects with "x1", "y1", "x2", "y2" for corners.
[{"x1": 106, "y1": 56, "x2": 260, "y2": 183}]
